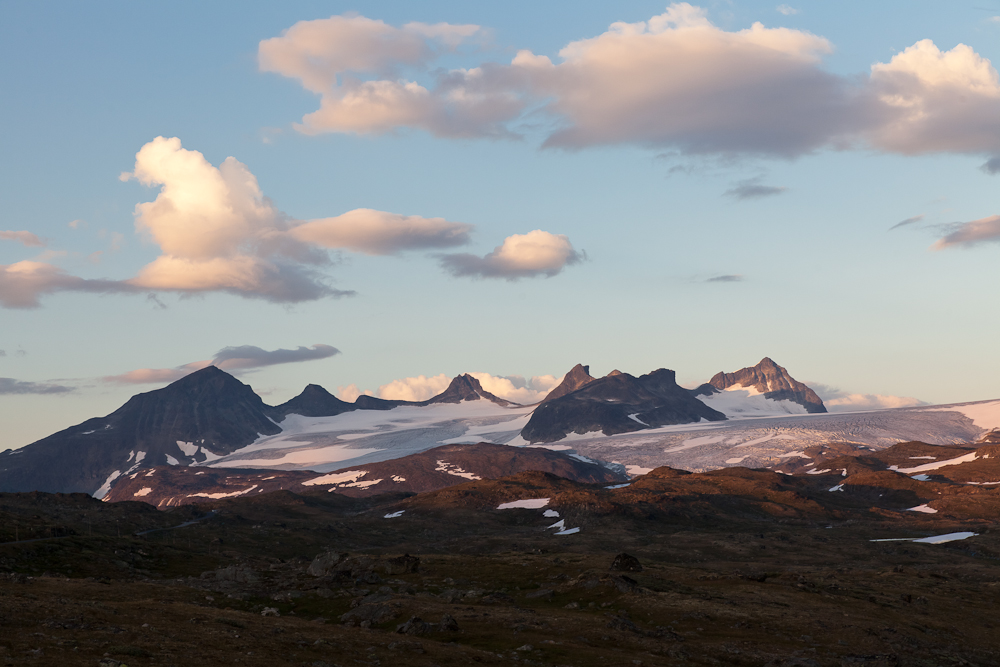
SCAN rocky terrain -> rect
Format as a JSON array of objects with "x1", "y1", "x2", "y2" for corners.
[
  {"x1": 103, "y1": 443, "x2": 627, "y2": 508},
  {"x1": 519, "y1": 369, "x2": 726, "y2": 443},
  {"x1": 4, "y1": 445, "x2": 1000, "y2": 665},
  {"x1": 693, "y1": 357, "x2": 828, "y2": 415}
]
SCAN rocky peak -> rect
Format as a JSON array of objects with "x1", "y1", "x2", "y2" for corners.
[
  {"x1": 425, "y1": 374, "x2": 514, "y2": 406},
  {"x1": 275, "y1": 383, "x2": 354, "y2": 418},
  {"x1": 708, "y1": 358, "x2": 826, "y2": 413},
  {"x1": 540, "y1": 363, "x2": 597, "y2": 403}
]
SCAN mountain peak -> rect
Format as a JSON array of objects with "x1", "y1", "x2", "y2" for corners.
[
  {"x1": 708, "y1": 358, "x2": 826, "y2": 413},
  {"x1": 275, "y1": 383, "x2": 354, "y2": 418},
  {"x1": 425, "y1": 374, "x2": 514, "y2": 406},
  {"x1": 540, "y1": 363, "x2": 597, "y2": 403}
]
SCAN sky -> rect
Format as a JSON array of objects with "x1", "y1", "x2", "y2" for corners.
[{"x1": 2, "y1": 0, "x2": 999, "y2": 449}]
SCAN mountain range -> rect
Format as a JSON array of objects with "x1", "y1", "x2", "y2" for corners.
[{"x1": 1, "y1": 357, "x2": 997, "y2": 499}]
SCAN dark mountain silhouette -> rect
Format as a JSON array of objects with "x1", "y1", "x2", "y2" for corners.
[
  {"x1": 692, "y1": 357, "x2": 826, "y2": 413},
  {"x1": 541, "y1": 364, "x2": 597, "y2": 403},
  {"x1": 275, "y1": 384, "x2": 355, "y2": 417},
  {"x1": 422, "y1": 374, "x2": 514, "y2": 406},
  {"x1": 0, "y1": 366, "x2": 281, "y2": 494},
  {"x1": 521, "y1": 368, "x2": 726, "y2": 443}
]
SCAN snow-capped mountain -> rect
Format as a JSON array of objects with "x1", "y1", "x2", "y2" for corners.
[
  {"x1": 2, "y1": 358, "x2": 998, "y2": 498},
  {"x1": 691, "y1": 357, "x2": 827, "y2": 416}
]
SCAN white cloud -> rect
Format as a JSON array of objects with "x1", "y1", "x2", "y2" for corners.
[
  {"x1": 811, "y1": 382, "x2": 925, "y2": 412},
  {"x1": 4, "y1": 136, "x2": 523, "y2": 309},
  {"x1": 867, "y1": 40, "x2": 1000, "y2": 155},
  {"x1": 932, "y1": 214, "x2": 1000, "y2": 249},
  {"x1": 0, "y1": 231, "x2": 44, "y2": 247},
  {"x1": 776, "y1": 5, "x2": 798, "y2": 16},
  {"x1": 337, "y1": 384, "x2": 373, "y2": 402},
  {"x1": 468, "y1": 372, "x2": 561, "y2": 404},
  {"x1": 261, "y1": 5, "x2": 1000, "y2": 159},
  {"x1": 377, "y1": 373, "x2": 451, "y2": 401},
  {"x1": 826, "y1": 393, "x2": 926, "y2": 412},
  {"x1": 290, "y1": 209, "x2": 472, "y2": 255},
  {"x1": 440, "y1": 230, "x2": 582, "y2": 280}
]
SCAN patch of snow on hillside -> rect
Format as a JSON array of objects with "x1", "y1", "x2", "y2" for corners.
[
  {"x1": 626, "y1": 465, "x2": 653, "y2": 476},
  {"x1": 543, "y1": 509, "x2": 559, "y2": 517},
  {"x1": 914, "y1": 531, "x2": 976, "y2": 544},
  {"x1": 165, "y1": 455, "x2": 179, "y2": 465},
  {"x1": 911, "y1": 474, "x2": 931, "y2": 481},
  {"x1": 391, "y1": 475, "x2": 406, "y2": 482},
  {"x1": 497, "y1": 498, "x2": 549, "y2": 510},
  {"x1": 302, "y1": 470, "x2": 367, "y2": 486},
  {"x1": 134, "y1": 487, "x2": 153, "y2": 497},
  {"x1": 908, "y1": 504, "x2": 937, "y2": 513},
  {"x1": 569, "y1": 453, "x2": 596, "y2": 464},
  {"x1": 435, "y1": 460, "x2": 481, "y2": 480},
  {"x1": 891, "y1": 452, "x2": 979, "y2": 474},
  {"x1": 384, "y1": 511, "x2": 404, "y2": 518},
  {"x1": 176, "y1": 441, "x2": 199, "y2": 457},
  {"x1": 548, "y1": 519, "x2": 565, "y2": 530},
  {"x1": 342, "y1": 478, "x2": 382, "y2": 488},
  {"x1": 127, "y1": 451, "x2": 135, "y2": 462},
  {"x1": 726, "y1": 456, "x2": 748, "y2": 464},
  {"x1": 605, "y1": 483, "x2": 631, "y2": 489},
  {"x1": 555, "y1": 527, "x2": 580, "y2": 535},
  {"x1": 190, "y1": 485, "x2": 259, "y2": 499},
  {"x1": 628, "y1": 413, "x2": 648, "y2": 426},
  {"x1": 93, "y1": 470, "x2": 122, "y2": 499}
]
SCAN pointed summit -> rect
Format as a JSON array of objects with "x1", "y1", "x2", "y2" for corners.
[
  {"x1": 424, "y1": 374, "x2": 514, "y2": 406},
  {"x1": 707, "y1": 358, "x2": 826, "y2": 413},
  {"x1": 276, "y1": 384, "x2": 354, "y2": 417},
  {"x1": 541, "y1": 364, "x2": 597, "y2": 403}
]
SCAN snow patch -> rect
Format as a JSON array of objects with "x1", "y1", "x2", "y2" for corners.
[
  {"x1": 176, "y1": 441, "x2": 199, "y2": 457},
  {"x1": 828, "y1": 485, "x2": 844, "y2": 492},
  {"x1": 568, "y1": 453, "x2": 596, "y2": 464},
  {"x1": 890, "y1": 451, "x2": 979, "y2": 474},
  {"x1": 93, "y1": 470, "x2": 122, "y2": 499},
  {"x1": 165, "y1": 455, "x2": 180, "y2": 466},
  {"x1": 627, "y1": 413, "x2": 648, "y2": 426},
  {"x1": 134, "y1": 487, "x2": 153, "y2": 497},
  {"x1": 914, "y1": 531, "x2": 976, "y2": 543},
  {"x1": 302, "y1": 470, "x2": 367, "y2": 486},
  {"x1": 435, "y1": 460, "x2": 481, "y2": 480},
  {"x1": 497, "y1": 498, "x2": 550, "y2": 510},
  {"x1": 391, "y1": 475, "x2": 406, "y2": 482},
  {"x1": 908, "y1": 504, "x2": 937, "y2": 514},
  {"x1": 555, "y1": 527, "x2": 581, "y2": 535},
  {"x1": 605, "y1": 483, "x2": 631, "y2": 489},
  {"x1": 384, "y1": 510, "x2": 405, "y2": 519},
  {"x1": 543, "y1": 509, "x2": 560, "y2": 518},
  {"x1": 626, "y1": 465, "x2": 654, "y2": 477},
  {"x1": 190, "y1": 485, "x2": 259, "y2": 499}
]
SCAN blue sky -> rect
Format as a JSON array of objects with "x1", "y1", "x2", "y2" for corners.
[{"x1": 2, "y1": 1, "x2": 999, "y2": 449}]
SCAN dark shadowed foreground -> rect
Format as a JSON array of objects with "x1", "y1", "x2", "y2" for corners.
[{"x1": 3, "y1": 445, "x2": 1000, "y2": 666}]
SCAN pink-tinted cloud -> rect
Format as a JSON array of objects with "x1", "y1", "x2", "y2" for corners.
[
  {"x1": 440, "y1": 230, "x2": 582, "y2": 280},
  {"x1": 0, "y1": 231, "x2": 44, "y2": 247},
  {"x1": 0, "y1": 260, "x2": 135, "y2": 309},
  {"x1": 932, "y1": 214, "x2": 1000, "y2": 249},
  {"x1": 261, "y1": 5, "x2": 1000, "y2": 158}
]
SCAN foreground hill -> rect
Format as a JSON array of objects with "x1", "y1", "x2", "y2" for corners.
[
  {"x1": 4, "y1": 447, "x2": 1000, "y2": 665},
  {"x1": 104, "y1": 443, "x2": 628, "y2": 507}
]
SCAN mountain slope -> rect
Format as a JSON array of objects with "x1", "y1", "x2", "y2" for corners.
[
  {"x1": 274, "y1": 384, "x2": 355, "y2": 418},
  {"x1": 0, "y1": 366, "x2": 281, "y2": 495},
  {"x1": 540, "y1": 364, "x2": 597, "y2": 403},
  {"x1": 521, "y1": 368, "x2": 726, "y2": 443},
  {"x1": 693, "y1": 357, "x2": 827, "y2": 415},
  {"x1": 103, "y1": 442, "x2": 628, "y2": 507}
]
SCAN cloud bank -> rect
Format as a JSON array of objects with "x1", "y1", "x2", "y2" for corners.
[
  {"x1": 4, "y1": 137, "x2": 577, "y2": 309},
  {"x1": 104, "y1": 343, "x2": 339, "y2": 384},
  {"x1": 261, "y1": 4, "x2": 1000, "y2": 159},
  {"x1": 811, "y1": 382, "x2": 925, "y2": 412},
  {"x1": 369, "y1": 371, "x2": 562, "y2": 403}
]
